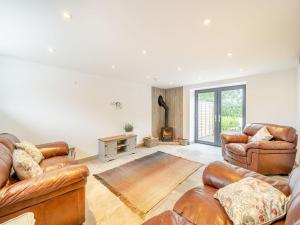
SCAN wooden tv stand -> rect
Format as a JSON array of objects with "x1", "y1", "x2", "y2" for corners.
[{"x1": 98, "y1": 134, "x2": 137, "y2": 162}]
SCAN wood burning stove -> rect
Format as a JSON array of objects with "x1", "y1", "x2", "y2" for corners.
[
  {"x1": 158, "y1": 95, "x2": 174, "y2": 142},
  {"x1": 161, "y1": 127, "x2": 174, "y2": 142}
]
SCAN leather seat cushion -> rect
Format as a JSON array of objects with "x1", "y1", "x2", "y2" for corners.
[
  {"x1": 39, "y1": 156, "x2": 76, "y2": 172},
  {"x1": 143, "y1": 210, "x2": 193, "y2": 225},
  {"x1": 173, "y1": 186, "x2": 232, "y2": 225},
  {"x1": 224, "y1": 149, "x2": 247, "y2": 164},
  {"x1": 226, "y1": 143, "x2": 247, "y2": 156}
]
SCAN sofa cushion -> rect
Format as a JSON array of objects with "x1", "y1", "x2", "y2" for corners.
[
  {"x1": 243, "y1": 124, "x2": 296, "y2": 143},
  {"x1": 0, "y1": 144, "x2": 13, "y2": 188},
  {"x1": 224, "y1": 149, "x2": 248, "y2": 164},
  {"x1": 243, "y1": 124, "x2": 264, "y2": 136},
  {"x1": 285, "y1": 166, "x2": 300, "y2": 225},
  {"x1": 15, "y1": 141, "x2": 44, "y2": 164},
  {"x1": 0, "y1": 137, "x2": 15, "y2": 153},
  {"x1": 13, "y1": 150, "x2": 43, "y2": 180},
  {"x1": 0, "y1": 133, "x2": 20, "y2": 145},
  {"x1": 250, "y1": 126, "x2": 273, "y2": 142},
  {"x1": 173, "y1": 186, "x2": 232, "y2": 225},
  {"x1": 202, "y1": 162, "x2": 291, "y2": 196},
  {"x1": 40, "y1": 156, "x2": 76, "y2": 172},
  {"x1": 266, "y1": 125, "x2": 296, "y2": 143},
  {"x1": 226, "y1": 143, "x2": 247, "y2": 156},
  {"x1": 214, "y1": 177, "x2": 289, "y2": 225}
]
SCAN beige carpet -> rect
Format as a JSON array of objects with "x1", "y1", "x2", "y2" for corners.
[{"x1": 94, "y1": 151, "x2": 202, "y2": 218}]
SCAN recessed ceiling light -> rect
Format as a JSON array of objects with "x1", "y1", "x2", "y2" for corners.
[
  {"x1": 48, "y1": 47, "x2": 54, "y2": 53},
  {"x1": 239, "y1": 68, "x2": 244, "y2": 72},
  {"x1": 111, "y1": 65, "x2": 116, "y2": 70},
  {"x1": 177, "y1": 67, "x2": 182, "y2": 71},
  {"x1": 203, "y1": 19, "x2": 211, "y2": 26},
  {"x1": 142, "y1": 50, "x2": 147, "y2": 55},
  {"x1": 227, "y1": 52, "x2": 233, "y2": 57},
  {"x1": 63, "y1": 11, "x2": 72, "y2": 20}
]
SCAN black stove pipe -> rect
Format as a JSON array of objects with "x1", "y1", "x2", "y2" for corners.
[{"x1": 158, "y1": 95, "x2": 169, "y2": 127}]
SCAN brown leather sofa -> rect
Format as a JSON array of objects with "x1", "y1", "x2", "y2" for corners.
[
  {"x1": 0, "y1": 133, "x2": 89, "y2": 225},
  {"x1": 221, "y1": 123, "x2": 298, "y2": 175},
  {"x1": 143, "y1": 161, "x2": 300, "y2": 225}
]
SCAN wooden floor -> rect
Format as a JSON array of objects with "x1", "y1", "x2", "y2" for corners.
[{"x1": 83, "y1": 144, "x2": 223, "y2": 225}]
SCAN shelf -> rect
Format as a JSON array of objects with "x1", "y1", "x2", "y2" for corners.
[
  {"x1": 117, "y1": 148, "x2": 127, "y2": 154},
  {"x1": 117, "y1": 144, "x2": 128, "y2": 148}
]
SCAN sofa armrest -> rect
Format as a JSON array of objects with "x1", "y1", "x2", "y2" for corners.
[
  {"x1": 220, "y1": 133, "x2": 248, "y2": 144},
  {"x1": 246, "y1": 141, "x2": 296, "y2": 151},
  {"x1": 37, "y1": 142, "x2": 69, "y2": 158},
  {"x1": 0, "y1": 164, "x2": 89, "y2": 208},
  {"x1": 203, "y1": 161, "x2": 290, "y2": 196}
]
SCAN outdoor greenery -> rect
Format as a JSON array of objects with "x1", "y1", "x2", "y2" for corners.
[{"x1": 198, "y1": 89, "x2": 243, "y2": 132}]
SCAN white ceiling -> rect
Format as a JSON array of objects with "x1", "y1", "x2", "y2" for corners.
[{"x1": 0, "y1": 0, "x2": 300, "y2": 88}]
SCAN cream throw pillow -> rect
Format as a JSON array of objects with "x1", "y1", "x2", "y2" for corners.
[
  {"x1": 13, "y1": 150, "x2": 43, "y2": 180},
  {"x1": 214, "y1": 177, "x2": 289, "y2": 225},
  {"x1": 250, "y1": 126, "x2": 273, "y2": 142},
  {"x1": 15, "y1": 141, "x2": 44, "y2": 164}
]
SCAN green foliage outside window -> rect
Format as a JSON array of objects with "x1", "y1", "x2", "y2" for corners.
[{"x1": 198, "y1": 89, "x2": 243, "y2": 133}]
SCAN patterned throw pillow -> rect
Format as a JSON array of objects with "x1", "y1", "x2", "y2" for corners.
[
  {"x1": 13, "y1": 150, "x2": 43, "y2": 180},
  {"x1": 250, "y1": 126, "x2": 273, "y2": 142},
  {"x1": 214, "y1": 177, "x2": 289, "y2": 225},
  {"x1": 15, "y1": 141, "x2": 44, "y2": 164}
]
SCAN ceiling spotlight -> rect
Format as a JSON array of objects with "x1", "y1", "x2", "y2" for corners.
[
  {"x1": 203, "y1": 19, "x2": 211, "y2": 26},
  {"x1": 63, "y1": 11, "x2": 72, "y2": 20},
  {"x1": 111, "y1": 65, "x2": 116, "y2": 70},
  {"x1": 177, "y1": 67, "x2": 182, "y2": 71},
  {"x1": 48, "y1": 47, "x2": 54, "y2": 53},
  {"x1": 142, "y1": 50, "x2": 147, "y2": 55},
  {"x1": 227, "y1": 52, "x2": 233, "y2": 57}
]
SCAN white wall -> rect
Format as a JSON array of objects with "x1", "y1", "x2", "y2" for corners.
[
  {"x1": 0, "y1": 56, "x2": 152, "y2": 159},
  {"x1": 183, "y1": 69, "x2": 298, "y2": 142}
]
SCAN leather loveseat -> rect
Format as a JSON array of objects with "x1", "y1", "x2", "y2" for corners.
[
  {"x1": 221, "y1": 123, "x2": 298, "y2": 175},
  {"x1": 143, "y1": 161, "x2": 300, "y2": 225},
  {"x1": 0, "y1": 133, "x2": 89, "y2": 225}
]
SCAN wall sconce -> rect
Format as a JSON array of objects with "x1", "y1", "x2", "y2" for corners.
[{"x1": 111, "y1": 101, "x2": 122, "y2": 110}]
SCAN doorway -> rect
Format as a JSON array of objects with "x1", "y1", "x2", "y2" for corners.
[{"x1": 195, "y1": 85, "x2": 246, "y2": 146}]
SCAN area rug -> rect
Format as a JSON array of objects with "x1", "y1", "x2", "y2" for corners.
[{"x1": 94, "y1": 151, "x2": 203, "y2": 217}]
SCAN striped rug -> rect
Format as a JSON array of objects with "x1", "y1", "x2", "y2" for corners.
[{"x1": 94, "y1": 151, "x2": 202, "y2": 217}]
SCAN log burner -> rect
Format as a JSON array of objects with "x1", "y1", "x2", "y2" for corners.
[{"x1": 158, "y1": 95, "x2": 174, "y2": 142}]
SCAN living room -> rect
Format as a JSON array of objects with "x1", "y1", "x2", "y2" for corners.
[{"x1": 0, "y1": 1, "x2": 300, "y2": 225}]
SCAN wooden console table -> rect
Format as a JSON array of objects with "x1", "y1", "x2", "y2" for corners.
[{"x1": 98, "y1": 134, "x2": 137, "y2": 162}]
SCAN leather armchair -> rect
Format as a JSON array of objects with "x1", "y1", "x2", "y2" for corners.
[
  {"x1": 220, "y1": 123, "x2": 298, "y2": 175},
  {"x1": 143, "y1": 161, "x2": 300, "y2": 225},
  {"x1": 0, "y1": 133, "x2": 89, "y2": 225}
]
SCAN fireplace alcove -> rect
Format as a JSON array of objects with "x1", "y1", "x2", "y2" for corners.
[{"x1": 151, "y1": 87, "x2": 183, "y2": 141}]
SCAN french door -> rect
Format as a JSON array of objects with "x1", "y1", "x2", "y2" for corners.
[{"x1": 195, "y1": 85, "x2": 246, "y2": 146}]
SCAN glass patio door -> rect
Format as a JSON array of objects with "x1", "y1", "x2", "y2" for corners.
[{"x1": 195, "y1": 85, "x2": 246, "y2": 146}]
